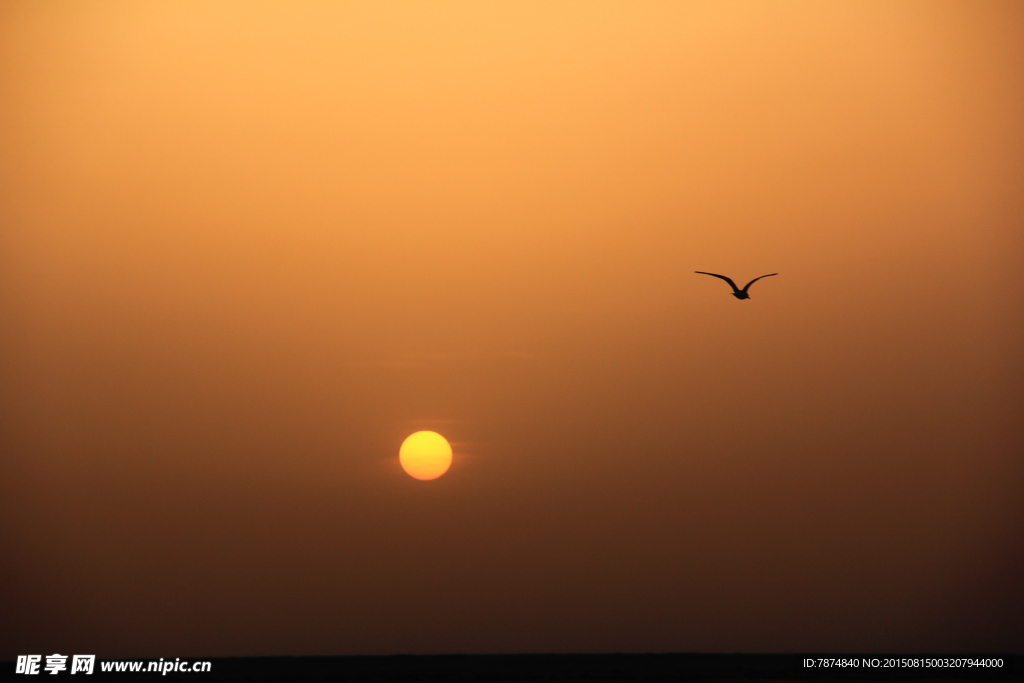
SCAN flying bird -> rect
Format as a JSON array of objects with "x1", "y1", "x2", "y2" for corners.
[{"x1": 695, "y1": 271, "x2": 777, "y2": 299}]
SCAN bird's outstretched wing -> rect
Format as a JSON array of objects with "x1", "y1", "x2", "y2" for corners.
[
  {"x1": 695, "y1": 271, "x2": 740, "y2": 293},
  {"x1": 740, "y1": 273, "x2": 778, "y2": 293}
]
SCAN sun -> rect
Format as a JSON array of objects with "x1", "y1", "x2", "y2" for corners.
[{"x1": 399, "y1": 431, "x2": 453, "y2": 480}]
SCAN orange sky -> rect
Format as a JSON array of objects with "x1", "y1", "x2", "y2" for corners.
[{"x1": 1, "y1": 0, "x2": 1022, "y2": 657}]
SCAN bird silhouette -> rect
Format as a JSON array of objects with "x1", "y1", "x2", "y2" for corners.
[{"x1": 695, "y1": 271, "x2": 777, "y2": 299}]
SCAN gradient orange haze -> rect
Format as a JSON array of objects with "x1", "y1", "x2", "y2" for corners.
[{"x1": 1, "y1": 0, "x2": 1022, "y2": 657}]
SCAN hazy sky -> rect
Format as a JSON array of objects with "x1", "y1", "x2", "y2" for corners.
[{"x1": 2, "y1": 0, "x2": 1022, "y2": 658}]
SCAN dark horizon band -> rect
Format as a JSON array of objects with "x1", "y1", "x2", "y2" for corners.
[{"x1": 7, "y1": 652, "x2": 1018, "y2": 682}]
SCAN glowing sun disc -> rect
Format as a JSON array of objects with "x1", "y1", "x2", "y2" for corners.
[{"x1": 399, "y1": 431, "x2": 452, "y2": 480}]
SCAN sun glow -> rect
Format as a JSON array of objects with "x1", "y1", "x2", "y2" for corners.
[{"x1": 399, "y1": 431, "x2": 453, "y2": 480}]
